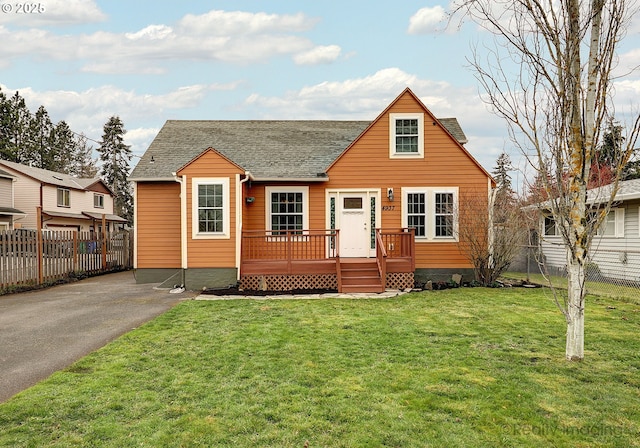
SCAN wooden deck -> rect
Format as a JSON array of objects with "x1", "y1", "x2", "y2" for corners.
[{"x1": 240, "y1": 229, "x2": 415, "y2": 292}]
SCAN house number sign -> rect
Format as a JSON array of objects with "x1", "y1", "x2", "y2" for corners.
[{"x1": 382, "y1": 206, "x2": 395, "y2": 211}]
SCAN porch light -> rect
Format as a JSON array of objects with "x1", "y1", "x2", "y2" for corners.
[
  {"x1": 387, "y1": 188, "x2": 394, "y2": 202},
  {"x1": 246, "y1": 197, "x2": 255, "y2": 204}
]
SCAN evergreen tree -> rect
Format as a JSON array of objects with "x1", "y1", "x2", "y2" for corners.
[
  {"x1": 27, "y1": 105, "x2": 54, "y2": 169},
  {"x1": 492, "y1": 151, "x2": 514, "y2": 194},
  {"x1": 6, "y1": 91, "x2": 31, "y2": 163},
  {"x1": 0, "y1": 88, "x2": 11, "y2": 160},
  {"x1": 71, "y1": 133, "x2": 98, "y2": 178},
  {"x1": 48, "y1": 120, "x2": 76, "y2": 173},
  {"x1": 98, "y1": 116, "x2": 133, "y2": 224}
]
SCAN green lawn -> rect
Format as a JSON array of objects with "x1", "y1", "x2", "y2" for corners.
[
  {"x1": 1, "y1": 288, "x2": 639, "y2": 447},
  {"x1": 503, "y1": 271, "x2": 640, "y2": 305}
]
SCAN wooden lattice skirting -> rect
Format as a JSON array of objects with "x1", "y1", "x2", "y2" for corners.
[
  {"x1": 386, "y1": 272, "x2": 414, "y2": 290},
  {"x1": 240, "y1": 272, "x2": 415, "y2": 292},
  {"x1": 240, "y1": 274, "x2": 338, "y2": 291}
]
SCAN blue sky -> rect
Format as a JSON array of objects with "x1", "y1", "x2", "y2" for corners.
[{"x1": 1, "y1": 0, "x2": 639, "y2": 179}]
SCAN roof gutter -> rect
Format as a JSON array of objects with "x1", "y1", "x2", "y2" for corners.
[
  {"x1": 248, "y1": 175, "x2": 330, "y2": 182},
  {"x1": 128, "y1": 176, "x2": 177, "y2": 182}
]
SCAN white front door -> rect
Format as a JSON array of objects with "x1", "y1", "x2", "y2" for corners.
[{"x1": 339, "y1": 194, "x2": 370, "y2": 257}]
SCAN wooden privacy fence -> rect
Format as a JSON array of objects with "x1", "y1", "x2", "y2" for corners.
[{"x1": 0, "y1": 229, "x2": 132, "y2": 289}]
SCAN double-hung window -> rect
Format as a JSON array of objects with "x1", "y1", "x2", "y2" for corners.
[
  {"x1": 597, "y1": 208, "x2": 624, "y2": 237},
  {"x1": 94, "y1": 193, "x2": 104, "y2": 209},
  {"x1": 192, "y1": 178, "x2": 229, "y2": 239},
  {"x1": 435, "y1": 193, "x2": 455, "y2": 237},
  {"x1": 402, "y1": 188, "x2": 457, "y2": 240},
  {"x1": 266, "y1": 187, "x2": 309, "y2": 235},
  {"x1": 57, "y1": 187, "x2": 70, "y2": 207},
  {"x1": 390, "y1": 113, "x2": 424, "y2": 158},
  {"x1": 407, "y1": 193, "x2": 426, "y2": 237}
]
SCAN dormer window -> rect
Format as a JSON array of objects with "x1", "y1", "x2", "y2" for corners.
[
  {"x1": 57, "y1": 188, "x2": 70, "y2": 207},
  {"x1": 390, "y1": 113, "x2": 424, "y2": 158}
]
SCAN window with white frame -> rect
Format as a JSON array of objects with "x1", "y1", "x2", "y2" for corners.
[
  {"x1": 407, "y1": 192, "x2": 426, "y2": 237},
  {"x1": 57, "y1": 187, "x2": 70, "y2": 207},
  {"x1": 192, "y1": 178, "x2": 230, "y2": 239},
  {"x1": 94, "y1": 193, "x2": 104, "y2": 209},
  {"x1": 266, "y1": 187, "x2": 309, "y2": 235},
  {"x1": 597, "y1": 208, "x2": 624, "y2": 237},
  {"x1": 389, "y1": 113, "x2": 424, "y2": 158},
  {"x1": 435, "y1": 192, "x2": 455, "y2": 237},
  {"x1": 402, "y1": 187, "x2": 457, "y2": 240}
]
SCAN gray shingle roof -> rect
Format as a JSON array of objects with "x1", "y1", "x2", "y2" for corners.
[
  {"x1": 130, "y1": 118, "x2": 468, "y2": 181},
  {"x1": 0, "y1": 160, "x2": 101, "y2": 190},
  {"x1": 588, "y1": 178, "x2": 640, "y2": 203}
]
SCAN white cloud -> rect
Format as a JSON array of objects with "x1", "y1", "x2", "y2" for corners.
[
  {"x1": 125, "y1": 24, "x2": 174, "y2": 41},
  {"x1": 1, "y1": 82, "x2": 240, "y2": 143},
  {"x1": 407, "y1": 6, "x2": 447, "y2": 34},
  {"x1": 177, "y1": 10, "x2": 316, "y2": 35},
  {"x1": 293, "y1": 45, "x2": 342, "y2": 65},
  {"x1": 0, "y1": 0, "x2": 107, "y2": 26},
  {"x1": 0, "y1": 9, "x2": 326, "y2": 73},
  {"x1": 126, "y1": 127, "x2": 161, "y2": 159}
]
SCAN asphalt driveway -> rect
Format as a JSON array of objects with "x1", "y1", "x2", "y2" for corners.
[{"x1": 0, "y1": 271, "x2": 197, "y2": 403}]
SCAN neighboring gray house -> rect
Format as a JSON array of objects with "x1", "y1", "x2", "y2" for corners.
[
  {"x1": 0, "y1": 168, "x2": 26, "y2": 230},
  {"x1": 540, "y1": 178, "x2": 640, "y2": 283}
]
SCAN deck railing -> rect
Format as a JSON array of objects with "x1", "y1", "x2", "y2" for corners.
[
  {"x1": 241, "y1": 229, "x2": 340, "y2": 261},
  {"x1": 375, "y1": 230, "x2": 388, "y2": 290},
  {"x1": 241, "y1": 230, "x2": 340, "y2": 276},
  {"x1": 378, "y1": 228, "x2": 416, "y2": 269},
  {"x1": 241, "y1": 228, "x2": 415, "y2": 278}
]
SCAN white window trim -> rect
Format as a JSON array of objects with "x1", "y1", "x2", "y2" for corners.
[
  {"x1": 597, "y1": 207, "x2": 624, "y2": 238},
  {"x1": 94, "y1": 193, "x2": 104, "y2": 209},
  {"x1": 389, "y1": 113, "x2": 424, "y2": 159},
  {"x1": 57, "y1": 187, "x2": 70, "y2": 208},
  {"x1": 192, "y1": 177, "x2": 230, "y2": 240},
  {"x1": 265, "y1": 186, "x2": 309, "y2": 234},
  {"x1": 401, "y1": 187, "x2": 458, "y2": 242}
]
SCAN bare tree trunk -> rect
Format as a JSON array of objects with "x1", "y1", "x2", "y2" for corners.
[
  {"x1": 453, "y1": 0, "x2": 640, "y2": 360},
  {"x1": 565, "y1": 249, "x2": 585, "y2": 360}
]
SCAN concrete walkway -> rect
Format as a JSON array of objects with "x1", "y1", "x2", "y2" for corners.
[
  {"x1": 0, "y1": 271, "x2": 196, "y2": 403},
  {"x1": 196, "y1": 290, "x2": 410, "y2": 300}
]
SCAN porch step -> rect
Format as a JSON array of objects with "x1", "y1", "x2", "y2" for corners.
[{"x1": 339, "y1": 259, "x2": 384, "y2": 293}]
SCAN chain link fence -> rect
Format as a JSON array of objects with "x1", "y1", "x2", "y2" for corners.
[{"x1": 506, "y1": 245, "x2": 640, "y2": 303}]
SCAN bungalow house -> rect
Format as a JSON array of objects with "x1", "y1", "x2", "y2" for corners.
[
  {"x1": 540, "y1": 178, "x2": 640, "y2": 283},
  {"x1": 0, "y1": 160, "x2": 127, "y2": 232},
  {"x1": 130, "y1": 88, "x2": 495, "y2": 292},
  {"x1": 0, "y1": 168, "x2": 26, "y2": 230}
]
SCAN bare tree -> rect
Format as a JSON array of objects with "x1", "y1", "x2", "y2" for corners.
[
  {"x1": 453, "y1": 0, "x2": 640, "y2": 360},
  {"x1": 458, "y1": 189, "x2": 526, "y2": 286}
]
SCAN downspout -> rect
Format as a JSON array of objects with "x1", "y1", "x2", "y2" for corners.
[
  {"x1": 237, "y1": 171, "x2": 253, "y2": 281},
  {"x1": 173, "y1": 173, "x2": 188, "y2": 288},
  {"x1": 133, "y1": 182, "x2": 138, "y2": 268}
]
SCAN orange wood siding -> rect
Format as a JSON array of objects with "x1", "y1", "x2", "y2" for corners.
[
  {"x1": 243, "y1": 182, "x2": 328, "y2": 232},
  {"x1": 178, "y1": 150, "x2": 244, "y2": 268},
  {"x1": 136, "y1": 181, "x2": 181, "y2": 268},
  {"x1": 326, "y1": 90, "x2": 490, "y2": 269}
]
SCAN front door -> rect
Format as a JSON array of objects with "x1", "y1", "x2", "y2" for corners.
[{"x1": 339, "y1": 194, "x2": 370, "y2": 257}]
